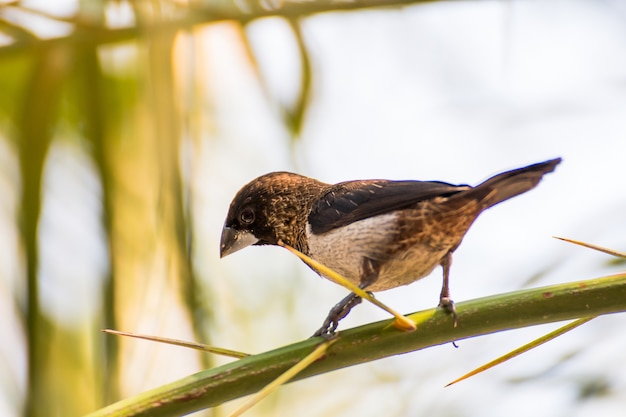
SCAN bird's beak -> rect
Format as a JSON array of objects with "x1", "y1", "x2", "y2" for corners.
[{"x1": 220, "y1": 226, "x2": 259, "y2": 258}]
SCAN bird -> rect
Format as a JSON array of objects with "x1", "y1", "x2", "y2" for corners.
[{"x1": 220, "y1": 158, "x2": 561, "y2": 337}]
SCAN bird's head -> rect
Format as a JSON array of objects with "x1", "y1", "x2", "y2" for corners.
[{"x1": 220, "y1": 172, "x2": 327, "y2": 258}]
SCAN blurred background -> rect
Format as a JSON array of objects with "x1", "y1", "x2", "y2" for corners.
[{"x1": 0, "y1": 0, "x2": 625, "y2": 416}]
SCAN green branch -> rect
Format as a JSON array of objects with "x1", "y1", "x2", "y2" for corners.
[
  {"x1": 86, "y1": 272, "x2": 626, "y2": 417},
  {"x1": 0, "y1": 0, "x2": 443, "y2": 56}
]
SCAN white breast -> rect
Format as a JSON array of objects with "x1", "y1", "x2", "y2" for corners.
[{"x1": 306, "y1": 212, "x2": 445, "y2": 291}]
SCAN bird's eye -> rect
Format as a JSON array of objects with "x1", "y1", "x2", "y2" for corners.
[{"x1": 239, "y1": 208, "x2": 255, "y2": 225}]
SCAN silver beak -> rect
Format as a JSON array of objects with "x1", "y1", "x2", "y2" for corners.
[{"x1": 220, "y1": 226, "x2": 259, "y2": 258}]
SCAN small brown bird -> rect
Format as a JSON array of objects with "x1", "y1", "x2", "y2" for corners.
[{"x1": 220, "y1": 158, "x2": 561, "y2": 336}]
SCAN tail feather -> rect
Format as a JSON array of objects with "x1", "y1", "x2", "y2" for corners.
[{"x1": 459, "y1": 158, "x2": 562, "y2": 209}]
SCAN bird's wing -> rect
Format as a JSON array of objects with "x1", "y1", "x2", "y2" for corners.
[{"x1": 308, "y1": 180, "x2": 470, "y2": 234}]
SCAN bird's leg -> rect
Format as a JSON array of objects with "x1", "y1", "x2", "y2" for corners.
[
  {"x1": 312, "y1": 292, "x2": 364, "y2": 337},
  {"x1": 438, "y1": 251, "x2": 458, "y2": 327},
  {"x1": 313, "y1": 258, "x2": 380, "y2": 338}
]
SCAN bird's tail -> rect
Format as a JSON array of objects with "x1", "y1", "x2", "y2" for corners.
[{"x1": 458, "y1": 158, "x2": 562, "y2": 209}]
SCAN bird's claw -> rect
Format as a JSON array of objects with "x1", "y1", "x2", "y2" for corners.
[
  {"x1": 439, "y1": 297, "x2": 458, "y2": 327},
  {"x1": 312, "y1": 318, "x2": 339, "y2": 338}
]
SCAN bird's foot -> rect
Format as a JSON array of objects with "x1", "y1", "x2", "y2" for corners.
[
  {"x1": 312, "y1": 316, "x2": 339, "y2": 338},
  {"x1": 439, "y1": 297, "x2": 458, "y2": 327},
  {"x1": 312, "y1": 293, "x2": 363, "y2": 338},
  {"x1": 313, "y1": 327, "x2": 335, "y2": 339}
]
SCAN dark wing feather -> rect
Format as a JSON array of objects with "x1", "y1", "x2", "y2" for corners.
[{"x1": 308, "y1": 179, "x2": 469, "y2": 234}]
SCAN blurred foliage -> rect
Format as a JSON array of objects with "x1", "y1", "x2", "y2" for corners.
[{"x1": 0, "y1": 0, "x2": 336, "y2": 416}]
